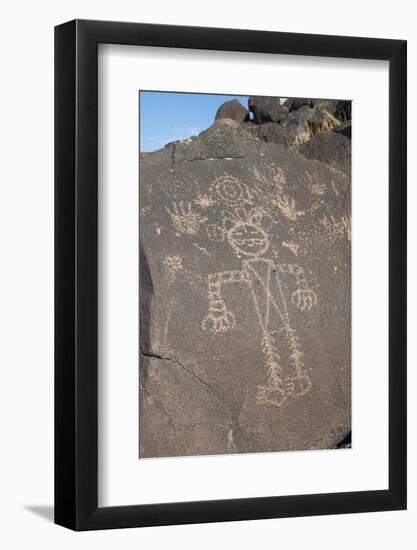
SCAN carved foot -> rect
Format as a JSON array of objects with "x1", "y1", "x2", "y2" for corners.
[{"x1": 285, "y1": 374, "x2": 312, "y2": 397}]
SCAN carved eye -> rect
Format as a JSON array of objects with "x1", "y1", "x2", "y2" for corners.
[{"x1": 206, "y1": 224, "x2": 225, "y2": 241}]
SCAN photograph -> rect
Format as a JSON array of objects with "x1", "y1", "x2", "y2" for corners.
[{"x1": 139, "y1": 92, "x2": 352, "y2": 458}]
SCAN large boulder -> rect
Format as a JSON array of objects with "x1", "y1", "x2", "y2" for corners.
[
  {"x1": 281, "y1": 106, "x2": 341, "y2": 145},
  {"x1": 335, "y1": 100, "x2": 352, "y2": 123},
  {"x1": 215, "y1": 99, "x2": 249, "y2": 123},
  {"x1": 248, "y1": 96, "x2": 289, "y2": 124},
  {"x1": 139, "y1": 122, "x2": 351, "y2": 458},
  {"x1": 297, "y1": 131, "x2": 352, "y2": 176},
  {"x1": 246, "y1": 121, "x2": 292, "y2": 147},
  {"x1": 284, "y1": 97, "x2": 313, "y2": 112},
  {"x1": 334, "y1": 123, "x2": 352, "y2": 139},
  {"x1": 312, "y1": 98, "x2": 338, "y2": 113}
]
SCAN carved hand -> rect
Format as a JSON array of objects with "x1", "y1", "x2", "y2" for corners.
[
  {"x1": 291, "y1": 288, "x2": 317, "y2": 311},
  {"x1": 202, "y1": 309, "x2": 235, "y2": 335}
]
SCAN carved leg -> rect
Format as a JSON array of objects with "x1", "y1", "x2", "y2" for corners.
[
  {"x1": 281, "y1": 326, "x2": 312, "y2": 397},
  {"x1": 256, "y1": 331, "x2": 287, "y2": 407}
]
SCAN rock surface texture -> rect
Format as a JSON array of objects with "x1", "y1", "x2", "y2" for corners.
[{"x1": 297, "y1": 131, "x2": 352, "y2": 176}]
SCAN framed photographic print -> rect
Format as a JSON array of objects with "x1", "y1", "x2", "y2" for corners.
[{"x1": 55, "y1": 20, "x2": 406, "y2": 530}]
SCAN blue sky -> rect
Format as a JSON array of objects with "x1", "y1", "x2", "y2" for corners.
[{"x1": 139, "y1": 91, "x2": 249, "y2": 152}]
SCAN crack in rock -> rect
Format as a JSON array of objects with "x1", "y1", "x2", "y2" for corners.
[{"x1": 140, "y1": 346, "x2": 253, "y2": 451}]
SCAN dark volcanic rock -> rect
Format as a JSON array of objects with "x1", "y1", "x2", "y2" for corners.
[
  {"x1": 248, "y1": 96, "x2": 289, "y2": 124},
  {"x1": 215, "y1": 99, "x2": 249, "y2": 123},
  {"x1": 139, "y1": 122, "x2": 351, "y2": 458},
  {"x1": 280, "y1": 106, "x2": 312, "y2": 145},
  {"x1": 246, "y1": 122, "x2": 292, "y2": 147},
  {"x1": 284, "y1": 97, "x2": 314, "y2": 112},
  {"x1": 335, "y1": 100, "x2": 352, "y2": 123},
  {"x1": 312, "y1": 99, "x2": 338, "y2": 113},
  {"x1": 334, "y1": 123, "x2": 352, "y2": 139},
  {"x1": 168, "y1": 119, "x2": 259, "y2": 162},
  {"x1": 281, "y1": 105, "x2": 341, "y2": 145},
  {"x1": 297, "y1": 131, "x2": 352, "y2": 176},
  {"x1": 310, "y1": 99, "x2": 351, "y2": 125}
]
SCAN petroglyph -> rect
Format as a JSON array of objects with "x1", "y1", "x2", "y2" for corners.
[
  {"x1": 165, "y1": 201, "x2": 208, "y2": 236},
  {"x1": 279, "y1": 264, "x2": 318, "y2": 311},
  {"x1": 201, "y1": 205, "x2": 315, "y2": 407},
  {"x1": 193, "y1": 243, "x2": 211, "y2": 256},
  {"x1": 155, "y1": 167, "x2": 342, "y2": 411},
  {"x1": 301, "y1": 171, "x2": 325, "y2": 195},
  {"x1": 141, "y1": 205, "x2": 152, "y2": 216},
  {"x1": 162, "y1": 255, "x2": 183, "y2": 284},
  {"x1": 248, "y1": 164, "x2": 313, "y2": 221},
  {"x1": 320, "y1": 214, "x2": 352, "y2": 242},
  {"x1": 163, "y1": 255, "x2": 183, "y2": 273},
  {"x1": 206, "y1": 224, "x2": 225, "y2": 242},
  {"x1": 212, "y1": 174, "x2": 253, "y2": 206},
  {"x1": 193, "y1": 194, "x2": 214, "y2": 209},
  {"x1": 249, "y1": 164, "x2": 287, "y2": 196},
  {"x1": 282, "y1": 241, "x2": 300, "y2": 256},
  {"x1": 275, "y1": 193, "x2": 306, "y2": 221}
]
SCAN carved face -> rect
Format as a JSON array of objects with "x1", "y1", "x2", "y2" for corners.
[{"x1": 227, "y1": 222, "x2": 270, "y2": 257}]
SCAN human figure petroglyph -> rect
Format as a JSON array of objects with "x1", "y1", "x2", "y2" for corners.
[{"x1": 202, "y1": 206, "x2": 316, "y2": 408}]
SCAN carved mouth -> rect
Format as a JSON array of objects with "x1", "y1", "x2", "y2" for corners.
[{"x1": 234, "y1": 238, "x2": 265, "y2": 246}]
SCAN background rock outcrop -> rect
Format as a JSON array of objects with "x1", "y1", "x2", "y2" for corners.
[
  {"x1": 240, "y1": 95, "x2": 351, "y2": 147},
  {"x1": 297, "y1": 131, "x2": 352, "y2": 176},
  {"x1": 246, "y1": 121, "x2": 292, "y2": 147},
  {"x1": 215, "y1": 99, "x2": 249, "y2": 123},
  {"x1": 249, "y1": 96, "x2": 289, "y2": 124}
]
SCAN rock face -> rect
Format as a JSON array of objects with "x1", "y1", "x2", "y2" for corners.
[
  {"x1": 297, "y1": 131, "x2": 352, "y2": 176},
  {"x1": 139, "y1": 120, "x2": 351, "y2": 458},
  {"x1": 215, "y1": 99, "x2": 249, "y2": 123}
]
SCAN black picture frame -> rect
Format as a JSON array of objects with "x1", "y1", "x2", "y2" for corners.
[{"x1": 55, "y1": 19, "x2": 407, "y2": 531}]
